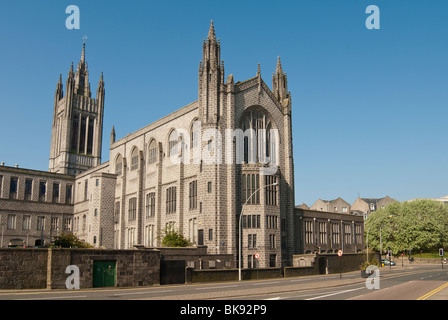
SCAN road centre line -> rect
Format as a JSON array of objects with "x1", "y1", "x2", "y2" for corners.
[
  {"x1": 252, "y1": 281, "x2": 280, "y2": 286},
  {"x1": 195, "y1": 285, "x2": 239, "y2": 290},
  {"x1": 417, "y1": 282, "x2": 448, "y2": 300},
  {"x1": 289, "y1": 278, "x2": 313, "y2": 282}
]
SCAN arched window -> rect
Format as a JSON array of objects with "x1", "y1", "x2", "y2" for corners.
[
  {"x1": 115, "y1": 154, "x2": 123, "y2": 176},
  {"x1": 168, "y1": 130, "x2": 179, "y2": 158},
  {"x1": 130, "y1": 148, "x2": 139, "y2": 171},
  {"x1": 191, "y1": 120, "x2": 200, "y2": 149},
  {"x1": 241, "y1": 109, "x2": 277, "y2": 164},
  {"x1": 148, "y1": 140, "x2": 158, "y2": 164},
  {"x1": 191, "y1": 120, "x2": 201, "y2": 162}
]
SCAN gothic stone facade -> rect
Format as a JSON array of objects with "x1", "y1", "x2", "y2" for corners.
[
  {"x1": 106, "y1": 22, "x2": 295, "y2": 268},
  {"x1": 0, "y1": 22, "x2": 295, "y2": 268},
  {"x1": 49, "y1": 41, "x2": 105, "y2": 176}
]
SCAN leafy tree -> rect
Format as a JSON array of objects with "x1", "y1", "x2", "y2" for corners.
[
  {"x1": 53, "y1": 232, "x2": 93, "y2": 248},
  {"x1": 365, "y1": 200, "x2": 448, "y2": 255},
  {"x1": 158, "y1": 227, "x2": 192, "y2": 247}
]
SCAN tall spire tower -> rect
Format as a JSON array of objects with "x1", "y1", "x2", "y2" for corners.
[
  {"x1": 272, "y1": 56, "x2": 290, "y2": 108},
  {"x1": 198, "y1": 20, "x2": 225, "y2": 125},
  {"x1": 49, "y1": 39, "x2": 105, "y2": 175}
]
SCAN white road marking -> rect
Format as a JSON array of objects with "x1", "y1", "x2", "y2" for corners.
[
  {"x1": 305, "y1": 287, "x2": 364, "y2": 300},
  {"x1": 252, "y1": 281, "x2": 280, "y2": 286},
  {"x1": 114, "y1": 290, "x2": 172, "y2": 296},
  {"x1": 195, "y1": 285, "x2": 239, "y2": 290},
  {"x1": 18, "y1": 295, "x2": 88, "y2": 300}
]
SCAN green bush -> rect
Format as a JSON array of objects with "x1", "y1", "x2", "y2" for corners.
[
  {"x1": 159, "y1": 227, "x2": 192, "y2": 247},
  {"x1": 52, "y1": 232, "x2": 93, "y2": 248}
]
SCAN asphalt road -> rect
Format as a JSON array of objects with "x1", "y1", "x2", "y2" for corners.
[{"x1": 0, "y1": 264, "x2": 446, "y2": 301}]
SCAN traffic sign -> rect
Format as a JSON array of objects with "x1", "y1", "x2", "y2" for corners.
[
  {"x1": 254, "y1": 253, "x2": 260, "y2": 260},
  {"x1": 337, "y1": 249, "x2": 343, "y2": 257}
]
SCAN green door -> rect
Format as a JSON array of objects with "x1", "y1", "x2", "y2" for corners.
[{"x1": 93, "y1": 260, "x2": 116, "y2": 288}]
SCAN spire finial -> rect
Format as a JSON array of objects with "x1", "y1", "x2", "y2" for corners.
[
  {"x1": 208, "y1": 20, "x2": 216, "y2": 41},
  {"x1": 276, "y1": 56, "x2": 283, "y2": 74},
  {"x1": 81, "y1": 35, "x2": 87, "y2": 63},
  {"x1": 110, "y1": 125, "x2": 116, "y2": 144}
]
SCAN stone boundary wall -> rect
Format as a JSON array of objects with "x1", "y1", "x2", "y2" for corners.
[
  {"x1": 186, "y1": 267, "x2": 283, "y2": 283},
  {"x1": 0, "y1": 250, "x2": 383, "y2": 289},
  {"x1": 0, "y1": 248, "x2": 161, "y2": 289},
  {"x1": 156, "y1": 246, "x2": 234, "y2": 269},
  {"x1": 0, "y1": 249, "x2": 48, "y2": 289},
  {"x1": 185, "y1": 254, "x2": 366, "y2": 284}
]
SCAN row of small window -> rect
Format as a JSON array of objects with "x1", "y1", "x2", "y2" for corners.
[
  {"x1": 125, "y1": 186, "x2": 178, "y2": 219},
  {"x1": 304, "y1": 221, "x2": 363, "y2": 245},
  {"x1": 73, "y1": 209, "x2": 102, "y2": 233},
  {"x1": 123, "y1": 222, "x2": 214, "y2": 248},
  {"x1": 247, "y1": 233, "x2": 277, "y2": 249},
  {"x1": 242, "y1": 215, "x2": 279, "y2": 229},
  {"x1": 0, "y1": 175, "x2": 73, "y2": 204},
  {"x1": 115, "y1": 180, "x2": 215, "y2": 220},
  {"x1": 3, "y1": 214, "x2": 72, "y2": 231},
  {"x1": 241, "y1": 174, "x2": 278, "y2": 205},
  {"x1": 117, "y1": 191, "x2": 176, "y2": 222}
]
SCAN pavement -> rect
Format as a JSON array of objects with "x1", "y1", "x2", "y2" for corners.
[{"x1": 0, "y1": 264, "x2": 446, "y2": 300}]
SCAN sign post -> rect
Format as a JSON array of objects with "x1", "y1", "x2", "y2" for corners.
[
  {"x1": 389, "y1": 250, "x2": 392, "y2": 269},
  {"x1": 337, "y1": 249, "x2": 343, "y2": 280},
  {"x1": 254, "y1": 253, "x2": 260, "y2": 279}
]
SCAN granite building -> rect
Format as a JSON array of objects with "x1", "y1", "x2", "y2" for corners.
[
  {"x1": 49, "y1": 41, "x2": 105, "y2": 176},
  {"x1": 294, "y1": 208, "x2": 364, "y2": 254},
  {"x1": 0, "y1": 22, "x2": 296, "y2": 268}
]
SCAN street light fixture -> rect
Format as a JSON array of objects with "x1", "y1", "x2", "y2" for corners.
[
  {"x1": 238, "y1": 181, "x2": 278, "y2": 282},
  {"x1": 366, "y1": 214, "x2": 393, "y2": 263}
]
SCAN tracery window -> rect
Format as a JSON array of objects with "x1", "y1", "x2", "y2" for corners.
[{"x1": 241, "y1": 109, "x2": 277, "y2": 164}]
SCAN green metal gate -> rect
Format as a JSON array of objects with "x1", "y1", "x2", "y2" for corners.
[{"x1": 93, "y1": 260, "x2": 116, "y2": 288}]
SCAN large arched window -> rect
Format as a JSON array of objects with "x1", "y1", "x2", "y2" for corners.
[
  {"x1": 241, "y1": 108, "x2": 277, "y2": 164},
  {"x1": 191, "y1": 120, "x2": 201, "y2": 162},
  {"x1": 115, "y1": 154, "x2": 123, "y2": 176},
  {"x1": 148, "y1": 140, "x2": 158, "y2": 164},
  {"x1": 191, "y1": 120, "x2": 200, "y2": 149},
  {"x1": 130, "y1": 148, "x2": 139, "y2": 171},
  {"x1": 168, "y1": 130, "x2": 179, "y2": 158}
]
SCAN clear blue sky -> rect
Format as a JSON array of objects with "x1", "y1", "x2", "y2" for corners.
[{"x1": 0, "y1": 1, "x2": 447, "y2": 206}]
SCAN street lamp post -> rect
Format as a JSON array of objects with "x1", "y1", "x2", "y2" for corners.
[
  {"x1": 239, "y1": 181, "x2": 278, "y2": 282},
  {"x1": 366, "y1": 215, "x2": 393, "y2": 263}
]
